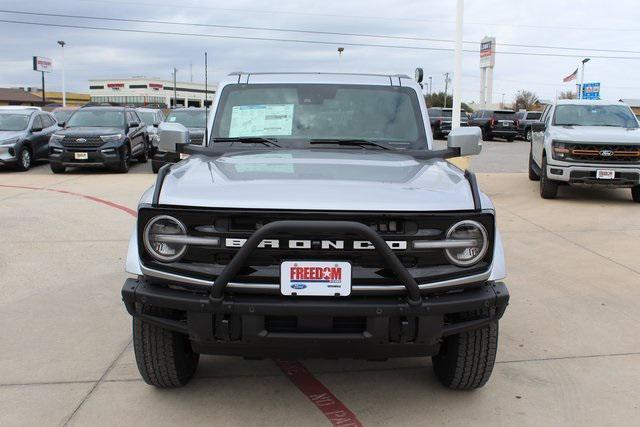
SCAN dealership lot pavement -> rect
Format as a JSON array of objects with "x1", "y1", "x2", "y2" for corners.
[{"x1": 1, "y1": 140, "x2": 639, "y2": 426}]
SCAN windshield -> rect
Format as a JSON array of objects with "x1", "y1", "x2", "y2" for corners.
[
  {"x1": 212, "y1": 84, "x2": 426, "y2": 149},
  {"x1": 166, "y1": 110, "x2": 206, "y2": 128},
  {"x1": 0, "y1": 113, "x2": 30, "y2": 131},
  {"x1": 137, "y1": 112, "x2": 157, "y2": 125},
  {"x1": 527, "y1": 112, "x2": 542, "y2": 120},
  {"x1": 53, "y1": 110, "x2": 74, "y2": 123},
  {"x1": 494, "y1": 111, "x2": 516, "y2": 120},
  {"x1": 67, "y1": 110, "x2": 124, "y2": 127},
  {"x1": 554, "y1": 104, "x2": 639, "y2": 127}
]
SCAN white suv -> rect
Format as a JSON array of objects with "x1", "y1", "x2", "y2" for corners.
[{"x1": 529, "y1": 100, "x2": 640, "y2": 202}]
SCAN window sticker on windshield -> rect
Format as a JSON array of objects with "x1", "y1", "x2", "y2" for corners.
[{"x1": 229, "y1": 104, "x2": 294, "y2": 137}]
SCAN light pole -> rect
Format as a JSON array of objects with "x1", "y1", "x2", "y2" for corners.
[
  {"x1": 337, "y1": 47, "x2": 344, "y2": 64},
  {"x1": 501, "y1": 93, "x2": 505, "y2": 109},
  {"x1": 57, "y1": 41, "x2": 66, "y2": 107},
  {"x1": 579, "y1": 58, "x2": 590, "y2": 99},
  {"x1": 443, "y1": 72, "x2": 451, "y2": 109},
  {"x1": 428, "y1": 76, "x2": 433, "y2": 101},
  {"x1": 452, "y1": 0, "x2": 464, "y2": 129},
  {"x1": 172, "y1": 67, "x2": 178, "y2": 107}
]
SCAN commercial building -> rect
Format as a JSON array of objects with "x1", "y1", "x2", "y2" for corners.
[
  {"x1": 88, "y1": 77, "x2": 216, "y2": 108},
  {"x1": 34, "y1": 91, "x2": 90, "y2": 106},
  {"x1": 0, "y1": 87, "x2": 43, "y2": 106}
]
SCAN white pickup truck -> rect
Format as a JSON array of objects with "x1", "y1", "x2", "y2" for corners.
[{"x1": 529, "y1": 100, "x2": 640, "y2": 201}]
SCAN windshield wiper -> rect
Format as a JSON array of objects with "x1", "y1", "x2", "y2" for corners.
[
  {"x1": 308, "y1": 138, "x2": 391, "y2": 150},
  {"x1": 212, "y1": 137, "x2": 281, "y2": 148}
]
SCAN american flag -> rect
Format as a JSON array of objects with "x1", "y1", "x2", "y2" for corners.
[{"x1": 563, "y1": 68, "x2": 578, "y2": 83}]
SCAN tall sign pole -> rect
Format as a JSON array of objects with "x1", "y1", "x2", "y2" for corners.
[
  {"x1": 443, "y1": 72, "x2": 450, "y2": 109},
  {"x1": 57, "y1": 41, "x2": 66, "y2": 107},
  {"x1": 479, "y1": 36, "x2": 495, "y2": 108},
  {"x1": 452, "y1": 0, "x2": 464, "y2": 129}
]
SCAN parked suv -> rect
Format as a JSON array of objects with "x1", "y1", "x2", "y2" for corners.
[
  {"x1": 428, "y1": 107, "x2": 469, "y2": 139},
  {"x1": 529, "y1": 100, "x2": 640, "y2": 201},
  {"x1": 136, "y1": 108, "x2": 165, "y2": 157},
  {"x1": 122, "y1": 72, "x2": 509, "y2": 390},
  {"x1": 469, "y1": 109, "x2": 518, "y2": 141},
  {"x1": 0, "y1": 109, "x2": 58, "y2": 171},
  {"x1": 48, "y1": 106, "x2": 149, "y2": 173},
  {"x1": 515, "y1": 110, "x2": 542, "y2": 141},
  {"x1": 151, "y1": 108, "x2": 206, "y2": 173}
]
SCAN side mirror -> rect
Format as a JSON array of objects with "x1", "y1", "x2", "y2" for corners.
[
  {"x1": 158, "y1": 122, "x2": 190, "y2": 153},
  {"x1": 31, "y1": 125, "x2": 43, "y2": 133},
  {"x1": 58, "y1": 121, "x2": 65, "y2": 127},
  {"x1": 447, "y1": 126, "x2": 482, "y2": 156},
  {"x1": 530, "y1": 122, "x2": 546, "y2": 132},
  {"x1": 153, "y1": 122, "x2": 160, "y2": 128},
  {"x1": 128, "y1": 121, "x2": 140, "y2": 128}
]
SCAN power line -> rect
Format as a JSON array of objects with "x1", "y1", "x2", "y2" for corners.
[
  {"x1": 75, "y1": 0, "x2": 640, "y2": 33},
  {"x1": 2, "y1": 18, "x2": 640, "y2": 61},
  {"x1": 3, "y1": 9, "x2": 640, "y2": 55}
]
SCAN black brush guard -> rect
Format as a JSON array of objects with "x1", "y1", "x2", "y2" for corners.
[{"x1": 208, "y1": 220, "x2": 423, "y2": 306}]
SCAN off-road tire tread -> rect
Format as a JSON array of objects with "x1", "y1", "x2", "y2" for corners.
[
  {"x1": 432, "y1": 309, "x2": 498, "y2": 390},
  {"x1": 133, "y1": 307, "x2": 199, "y2": 388}
]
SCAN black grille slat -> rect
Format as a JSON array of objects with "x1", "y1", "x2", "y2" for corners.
[
  {"x1": 565, "y1": 143, "x2": 640, "y2": 163},
  {"x1": 61, "y1": 136, "x2": 104, "y2": 148}
]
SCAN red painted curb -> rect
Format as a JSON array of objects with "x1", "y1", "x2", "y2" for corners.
[{"x1": 275, "y1": 360, "x2": 363, "y2": 427}]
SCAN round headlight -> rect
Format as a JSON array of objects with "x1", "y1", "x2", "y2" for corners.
[
  {"x1": 444, "y1": 220, "x2": 488, "y2": 267},
  {"x1": 143, "y1": 215, "x2": 187, "y2": 262}
]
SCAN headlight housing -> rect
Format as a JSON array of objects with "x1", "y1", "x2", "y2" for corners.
[
  {"x1": 552, "y1": 141, "x2": 569, "y2": 160},
  {"x1": 143, "y1": 215, "x2": 187, "y2": 262},
  {"x1": 444, "y1": 220, "x2": 489, "y2": 267},
  {"x1": 49, "y1": 134, "x2": 64, "y2": 143},
  {"x1": 100, "y1": 133, "x2": 123, "y2": 142}
]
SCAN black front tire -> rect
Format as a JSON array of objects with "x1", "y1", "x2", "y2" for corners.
[
  {"x1": 133, "y1": 307, "x2": 200, "y2": 388},
  {"x1": 539, "y1": 156, "x2": 559, "y2": 199},
  {"x1": 482, "y1": 129, "x2": 493, "y2": 141},
  {"x1": 15, "y1": 146, "x2": 32, "y2": 171},
  {"x1": 115, "y1": 145, "x2": 130, "y2": 173},
  {"x1": 632, "y1": 186, "x2": 640, "y2": 203},
  {"x1": 50, "y1": 163, "x2": 66, "y2": 174},
  {"x1": 432, "y1": 309, "x2": 498, "y2": 390},
  {"x1": 136, "y1": 140, "x2": 149, "y2": 163}
]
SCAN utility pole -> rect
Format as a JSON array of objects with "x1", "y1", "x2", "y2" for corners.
[
  {"x1": 443, "y1": 72, "x2": 450, "y2": 109},
  {"x1": 428, "y1": 76, "x2": 433, "y2": 100},
  {"x1": 57, "y1": 41, "x2": 66, "y2": 107},
  {"x1": 452, "y1": 0, "x2": 464, "y2": 129},
  {"x1": 41, "y1": 71, "x2": 46, "y2": 107},
  {"x1": 337, "y1": 47, "x2": 344, "y2": 64},
  {"x1": 501, "y1": 93, "x2": 505, "y2": 109},
  {"x1": 190, "y1": 63, "x2": 193, "y2": 83},
  {"x1": 172, "y1": 67, "x2": 177, "y2": 108}
]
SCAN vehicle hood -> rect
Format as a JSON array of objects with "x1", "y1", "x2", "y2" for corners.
[
  {"x1": 58, "y1": 127, "x2": 123, "y2": 137},
  {"x1": 0, "y1": 130, "x2": 25, "y2": 141},
  {"x1": 158, "y1": 149, "x2": 477, "y2": 211},
  {"x1": 550, "y1": 126, "x2": 640, "y2": 143},
  {"x1": 187, "y1": 128, "x2": 205, "y2": 135}
]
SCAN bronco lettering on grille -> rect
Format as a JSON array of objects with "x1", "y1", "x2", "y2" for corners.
[{"x1": 224, "y1": 238, "x2": 407, "y2": 250}]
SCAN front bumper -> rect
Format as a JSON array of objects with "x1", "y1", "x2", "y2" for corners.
[
  {"x1": 0, "y1": 144, "x2": 19, "y2": 165},
  {"x1": 122, "y1": 277, "x2": 509, "y2": 358},
  {"x1": 546, "y1": 161, "x2": 640, "y2": 187},
  {"x1": 49, "y1": 144, "x2": 124, "y2": 168}
]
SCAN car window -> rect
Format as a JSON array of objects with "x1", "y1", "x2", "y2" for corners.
[
  {"x1": 526, "y1": 112, "x2": 542, "y2": 120},
  {"x1": 0, "y1": 113, "x2": 30, "y2": 131},
  {"x1": 516, "y1": 112, "x2": 524, "y2": 119},
  {"x1": 553, "y1": 104, "x2": 638, "y2": 128},
  {"x1": 32, "y1": 115, "x2": 44, "y2": 130},
  {"x1": 44, "y1": 114, "x2": 56, "y2": 127}
]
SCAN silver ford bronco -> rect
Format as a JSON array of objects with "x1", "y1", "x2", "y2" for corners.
[{"x1": 122, "y1": 72, "x2": 508, "y2": 390}]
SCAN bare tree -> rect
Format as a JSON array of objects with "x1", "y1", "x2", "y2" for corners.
[
  {"x1": 558, "y1": 90, "x2": 576, "y2": 100},
  {"x1": 513, "y1": 90, "x2": 539, "y2": 111}
]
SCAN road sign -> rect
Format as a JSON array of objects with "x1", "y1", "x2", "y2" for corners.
[
  {"x1": 32, "y1": 56, "x2": 53, "y2": 73},
  {"x1": 581, "y1": 82, "x2": 600, "y2": 100}
]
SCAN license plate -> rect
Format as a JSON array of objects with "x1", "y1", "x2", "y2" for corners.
[
  {"x1": 280, "y1": 261, "x2": 351, "y2": 296},
  {"x1": 74, "y1": 152, "x2": 88, "y2": 160},
  {"x1": 502, "y1": 121, "x2": 509, "y2": 127},
  {"x1": 596, "y1": 169, "x2": 615, "y2": 180}
]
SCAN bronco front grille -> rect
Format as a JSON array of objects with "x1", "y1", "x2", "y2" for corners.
[
  {"x1": 138, "y1": 208, "x2": 495, "y2": 290},
  {"x1": 189, "y1": 134, "x2": 204, "y2": 145},
  {"x1": 564, "y1": 143, "x2": 640, "y2": 163},
  {"x1": 61, "y1": 136, "x2": 104, "y2": 148}
]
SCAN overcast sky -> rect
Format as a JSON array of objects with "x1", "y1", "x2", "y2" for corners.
[{"x1": 1, "y1": 0, "x2": 640, "y2": 104}]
